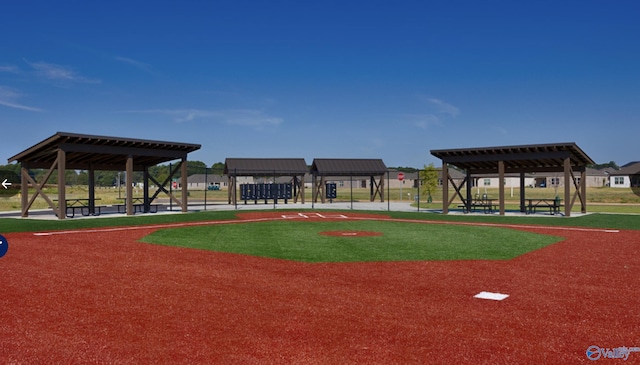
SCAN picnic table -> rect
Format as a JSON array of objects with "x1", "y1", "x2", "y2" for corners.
[
  {"x1": 459, "y1": 197, "x2": 497, "y2": 214},
  {"x1": 526, "y1": 198, "x2": 563, "y2": 215},
  {"x1": 116, "y1": 197, "x2": 158, "y2": 214},
  {"x1": 56, "y1": 198, "x2": 103, "y2": 218}
]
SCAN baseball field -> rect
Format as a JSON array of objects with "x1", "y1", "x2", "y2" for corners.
[{"x1": 1, "y1": 209, "x2": 638, "y2": 363}]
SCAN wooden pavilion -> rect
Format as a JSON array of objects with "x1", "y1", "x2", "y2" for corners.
[
  {"x1": 310, "y1": 158, "x2": 387, "y2": 203},
  {"x1": 430, "y1": 143, "x2": 595, "y2": 216},
  {"x1": 8, "y1": 132, "x2": 201, "y2": 219},
  {"x1": 224, "y1": 158, "x2": 309, "y2": 205}
]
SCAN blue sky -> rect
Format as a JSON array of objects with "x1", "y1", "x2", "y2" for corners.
[{"x1": 1, "y1": 1, "x2": 639, "y2": 168}]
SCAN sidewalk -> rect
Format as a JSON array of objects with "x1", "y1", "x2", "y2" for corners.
[{"x1": 0, "y1": 200, "x2": 586, "y2": 220}]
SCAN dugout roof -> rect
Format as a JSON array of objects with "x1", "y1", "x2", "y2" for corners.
[
  {"x1": 224, "y1": 158, "x2": 308, "y2": 176},
  {"x1": 310, "y1": 158, "x2": 387, "y2": 176},
  {"x1": 8, "y1": 131, "x2": 201, "y2": 170}
]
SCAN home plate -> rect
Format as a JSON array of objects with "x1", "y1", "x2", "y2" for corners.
[{"x1": 474, "y1": 291, "x2": 509, "y2": 301}]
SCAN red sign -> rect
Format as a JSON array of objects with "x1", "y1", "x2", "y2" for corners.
[{"x1": 397, "y1": 172, "x2": 405, "y2": 181}]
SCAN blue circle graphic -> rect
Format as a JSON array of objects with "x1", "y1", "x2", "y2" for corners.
[
  {"x1": 0, "y1": 234, "x2": 7, "y2": 258},
  {"x1": 586, "y1": 345, "x2": 601, "y2": 361}
]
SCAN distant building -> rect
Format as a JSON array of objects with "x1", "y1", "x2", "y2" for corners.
[{"x1": 609, "y1": 161, "x2": 640, "y2": 188}]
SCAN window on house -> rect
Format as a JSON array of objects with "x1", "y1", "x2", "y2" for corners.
[
  {"x1": 551, "y1": 177, "x2": 560, "y2": 186},
  {"x1": 483, "y1": 178, "x2": 491, "y2": 186},
  {"x1": 614, "y1": 177, "x2": 624, "y2": 185}
]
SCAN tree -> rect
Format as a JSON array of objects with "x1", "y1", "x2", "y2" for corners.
[
  {"x1": 186, "y1": 160, "x2": 207, "y2": 176},
  {"x1": 420, "y1": 163, "x2": 439, "y2": 203},
  {"x1": 211, "y1": 162, "x2": 225, "y2": 175},
  {"x1": 590, "y1": 161, "x2": 619, "y2": 170}
]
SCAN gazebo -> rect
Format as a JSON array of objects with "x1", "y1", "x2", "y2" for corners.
[
  {"x1": 430, "y1": 143, "x2": 595, "y2": 216},
  {"x1": 310, "y1": 158, "x2": 387, "y2": 203},
  {"x1": 224, "y1": 158, "x2": 309, "y2": 205},
  {"x1": 8, "y1": 132, "x2": 201, "y2": 219}
]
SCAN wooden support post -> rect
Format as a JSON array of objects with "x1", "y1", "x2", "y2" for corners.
[
  {"x1": 519, "y1": 171, "x2": 526, "y2": 212},
  {"x1": 465, "y1": 170, "x2": 472, "y2": 211},
  {"x1": 23, "y1": 158, "x2": 59, "y2": 217},
  {"x1": 57, "y1": 149, "x2": 66, "y2": 220},
  {"x1": 88, "y1": 165, "x2": 95, "y2": 215},
  {"x1": 498, "y1": 160, "x2": 505, "y2": 215},
  {"x1": 20, "y1": 163, "x2": 29, "y2": 217},
  {"x1": 126, "y1": 155, "x2": 134, "y2": 216},
  {"x1": 371, "y1": 175, "x2": 384, "y2": 202},
  {"x1": 143, "y1": 166, "x2": 150, "y2": 213},
  {"x1": 564, "y1": 157, "x2": 571, "y2": 217},
  {"x1": 442, "y1": 162, "x2": 449, "y2": 214},
  {"x1": 181, "y1": 157, "x2": 188, "y2": 212},
  {"x1": 581, "y1": 169, "x2": 587, "y2": 213}
]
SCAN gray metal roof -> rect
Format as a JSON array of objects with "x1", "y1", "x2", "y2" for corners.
[
  {"x1": 310, "y1": 158, "x2": 387, "y2": 176},
  {"x1": 8, "y1": 131, "x2": 201, "y2": 170},
  {"x1": 224, "y1": 158, "x2": 308, "y2": 176},
  {"x1": 609, "y1": 162, "x2": 640, "y2": 176},
  {"x1": 430, "y1": 142, "x2": 594, "y2": 174},
  {"x1": 186, "y1": 174, "x2": 226, "y2": 184}
]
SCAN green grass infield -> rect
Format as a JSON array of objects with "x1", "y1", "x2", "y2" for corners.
[{"x1": 140, "y1": 220, "x2": 562, "y2": 262}]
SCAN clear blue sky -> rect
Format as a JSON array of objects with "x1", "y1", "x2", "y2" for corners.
[{"x1": 1, "y1": 1, "x2": 639, "y2": 168}]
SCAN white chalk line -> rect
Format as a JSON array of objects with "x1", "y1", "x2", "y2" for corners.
[
  {"x1": 33, "y1": 213, "x2": 620, "y2": 236},
  {"x1": 32, "y1": 217, "x2": 284, "y2": 236}
]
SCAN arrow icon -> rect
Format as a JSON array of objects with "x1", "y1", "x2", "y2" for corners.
[{"x1": 2, "y1": 178, "x2": 11, "y2": 189}]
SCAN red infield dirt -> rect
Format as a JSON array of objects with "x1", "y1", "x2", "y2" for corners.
[{"x1": 1, "y1": 212, "x2": 639, "y2": 364}]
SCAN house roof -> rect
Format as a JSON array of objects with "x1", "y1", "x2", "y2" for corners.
[
  {"x1": 186, "y1": 174, "x2": 226, "y2": 184},
  {"x1": 430, "y1": 142, "x2": 594, "y2": 174},
  {"x1": 310, "y1": 158, "x2": 387, "y2": 176},
  {"x1": 609, "y1": 161, "x2": 640, "y2": 176},
  {"x1": 8, "y1": 131, "x2": 201, "y2": 170},
  {"x1": 224, "y1": 158, "x2": 308, "y2": 176}
]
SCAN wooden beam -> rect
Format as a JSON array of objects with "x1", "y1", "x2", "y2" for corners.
[
  {"x1": 149, "y1": 162, "x2": 183, "y2": 207},
  {"x1": 57, "y1": 149, "x2": 66, "y2": 220},
  {"x1": 181, "y1": 157, "x2": 188, "y2": 212},
  {"x1": 229, "y1": 175, "x2": 236, "y2": 205},
  {"x1": 519, "y1": 171, "x2": 526, "y2": 212},
  {"x1": 498, "y1": 160, "x2": 505, "y2": 215},
  {"x1": 564, "y1": 157, "x2": 571, "y2": 217},
  {"x1": 22, "y1": 158, "x2": 59, "y2": 217},
  {"x1": 449, "y1": 175, "x2": 468, "y2": 208},
  {"x1": 88, "y1": 165, "x2": 95, "y2": 215},
  {"x1": 143, "y1": 166, "x2": 150, "y2": 213},
  {"x1": 20, "y1": 164, "x2": 28, "y2": 217},
  {"x1": 442, "y1": 163, "x2": 449, "y2": 214},
  {"x1": 126, "y1": 155, "x2": 134, "y2": 216},
  {"x1": 441, "y1": 150, "x2": 571, "y2": 164},
  {"x1": 465, "y1": 170, "x2": 472, "y2": 211},
  {"x1": 581, "y1": 169, "x2": 587, "y2": 213},
  {"x1": 371, "y1": 175, "x2": 384, "y2": 202},
  {"x1": 59, "y1": 142, "x2": 189, "y2": 159}
]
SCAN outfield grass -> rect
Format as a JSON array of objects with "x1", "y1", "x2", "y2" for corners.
[{"x1": 140, "y1": 220, "x2": 562, "y2": 262}]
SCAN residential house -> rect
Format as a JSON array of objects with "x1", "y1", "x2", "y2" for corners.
[{"x1": 609, "y1": 162, "x2": 640, "y2": 188}]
